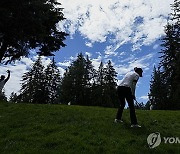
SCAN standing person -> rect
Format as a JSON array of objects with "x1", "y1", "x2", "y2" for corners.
[
  {"x1": 115, "y1": 67, "x2": 143, "y2": 128},
  {"x1": 0, "y1": 70, "x2": 10, "y2": 93}
]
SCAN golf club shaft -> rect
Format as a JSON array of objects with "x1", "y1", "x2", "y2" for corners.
[{"x1": 134, "y1": 99, "x2": 140, "y2": 106}]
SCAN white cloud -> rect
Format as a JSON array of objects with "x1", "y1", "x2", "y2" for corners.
[
  {"x1": 91, "y1": 54, "x2": 102, "y2": 70},
  {"x1": 85, "y1": 42, "x2": 93, "y2": 47},
  {"x1": 59, "y1": 0, "x2": 173, "y2": 51},
  {"x1": 58, "y1": 60, "x2": 71, "y2": 67},
  {"x1": 115, "y1": 53, "x2": 154, "y2": 77},
  {"x1": 120, "y1": 54, "x2": 135, "y2": 63},
  {"x1": 132, "y1": 17, "x2": 167, "y2": 51},
  {"x1": 139, "y1": 95, "x2": 148, "y2": 101},
  {"x1": 153, "y1": 44, "x2": 159, "y2": 50},
  {"x1": 57, "y1": 67, "x2": 66, "y2": 76},
  {"x1": 85, "y1": 52, "x2": 92, "y2": 57},
  {"x1": 104, "y1": 45, "x2": 118, "y2": 58}
]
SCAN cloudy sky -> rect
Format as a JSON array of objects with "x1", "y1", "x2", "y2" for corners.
[{"x1": 0, "y1": 0, "x2": 173, "y2": 103}]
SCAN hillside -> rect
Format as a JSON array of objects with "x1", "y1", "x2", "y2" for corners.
[{"x1": 0, "y1": 102, "x2": 179, "y2": 153}]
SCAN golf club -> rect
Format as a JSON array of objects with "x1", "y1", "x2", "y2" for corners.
[
  {"x1": 134, "y1": 98, "x2": 158, "y2": 125},
  {"x1": 134, "y1": 98, "x2": 141, "y2": 107}
]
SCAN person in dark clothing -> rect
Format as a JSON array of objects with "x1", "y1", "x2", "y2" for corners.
[
  {"x1": 115, "y1": 67, "x2": 143, "y2": 128},
  {"x1": 0, "y1": 70, "x2": 10, "y2": 93}
]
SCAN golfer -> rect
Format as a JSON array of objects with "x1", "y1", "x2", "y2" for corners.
[
  {"x1": 0, "y1": 70, "x2": 10, "y2": 93},
  {"x1": 115, "y1": 67, "x2": 143, "y2": 128}
]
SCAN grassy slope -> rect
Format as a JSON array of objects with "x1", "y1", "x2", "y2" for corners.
[{"x1": 0, "y1": 102, "x2": 179, "y2": 154}]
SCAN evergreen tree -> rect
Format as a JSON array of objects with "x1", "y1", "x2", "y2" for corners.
[
  {"x1": 159, "y1": 0, "x2": 180, "y2": 109},
  {"x1": 85, "y1": 55, "x2": 96, "y2": 86},
  {"x1": 60, "y1": 53, "x2": 87, "y2": 105},
  {"x1": 159, "y1": 23, "x2": 177, "y2": 99},
  {"x1": 0, "y1": 89, "x2": 7, "y2": 102},
  {"x1": 60, "y1": 53, "x2": 119, "y2": 108},
  {"x1": 20, "y1": 56, "x2": 45, "y2": 103},
  {"x1": 97, "y1": 62, "x2": 106, "y2": 86},
  {"x1": 171, "y1": 0, "x2": 180, "y2": 22},
  {"x1": 59, "y1": 67, "x2": 75, "y2": 104},
  {"x1": 145, "y1": 101, "x2": 151, "y2": 110},
  {"x1": 148, "y1": 66, "x2": 168, "y2": 109},
  {"x1": 44, "y1": 58, "x2": 61, "y2": 104},
  {"x1": 84, "y1": 55, "x2": 97, "y2": 105},
  {"x1": 104, "y1": 60, "x2": 118, "y2": 107},
  {"x1": 0, "y1": 0, "x2": 68, "y2": 63},
  {"x1": 170, "y1": 0, "x2": 180, "y2": 109},
  {"x1": 92, "y1": 62, "x2": 106, "y2": 106},
  {"x1": 9, "y1": 92, "x2": 18, "y2": 103},
  {"x1": 71, "y1": 53, "x2": 87, "y2": 105}
]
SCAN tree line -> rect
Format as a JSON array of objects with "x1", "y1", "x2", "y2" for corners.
[
  {"x1": 10, "y1": 56, "x2": 61, "y2": 104},
  {"x1": 9, "y1": 53, "x2": 119, "y2": 108},
  {"x1": 1, "y1": 0, "x2": 179, "y2": 110},
  {"x1": 148, "y1": 0, "x2": 180, "y2": 110}
]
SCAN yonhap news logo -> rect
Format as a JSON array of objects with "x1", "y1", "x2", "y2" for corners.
[
  {"x1": 147, "y1": 132, "x2": 180, "y2": 149},
  {"x1": 147, "y1": 132, "x2": 161, "y2": 149}
]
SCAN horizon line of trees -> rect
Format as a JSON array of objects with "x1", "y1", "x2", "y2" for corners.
[
  {"x1": 8, "y1": 53, "x2": 120, "y2": 108},
  {"x1": 1, "y1": 0, "x2": 179, "y2": 110},
  {"x1": 10, "y1": 56, "x2": 61, "y2": 104},
  {"x1": 6, "y1": 53, "x2": 150, "y2": 109}
]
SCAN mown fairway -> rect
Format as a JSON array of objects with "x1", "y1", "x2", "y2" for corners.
[{"x1": 0, "y1": 102, "x2": 179, "y2": 154}]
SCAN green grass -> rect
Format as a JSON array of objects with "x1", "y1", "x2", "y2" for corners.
[{"x1": 0, "y1": 102, "x2": 179, "y2": 154}]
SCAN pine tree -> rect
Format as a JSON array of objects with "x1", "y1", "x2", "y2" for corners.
[
  {"x1": 104, "y1": 60, "x2": 118, "y2": 107},
  {"x1": 159, "y1": 0, "x2": 180, "y2": 109},
  {"x1": 148, "y1": 66, "x2": 168, "y2": 109},
  {"x1": 20, "y1": 56, "x2": 45, "y2": 103},
  {"x1": 84, "y1": 55, "x2": 97, "y2": 105},
  {"x1": 59, "y1": 53, "x2": 119, "y2": 108},
  {"x1": 92, "y1": 61, "x2": 106, "y2": 106},
  {"x1": 9, "y1": 92, "x2": 18, "y2": 103},
  {"x1": 145, "y1": 101, "x2": 151, "y2": 110},
  {"x1": 85, "y1": 55, "x2": 96, "y2": 87},
  {"x1": 160, "y1": 23, "x2": 176, "y2": 95},
  {"x1": 44, "y1": 58, "x2": 61, "y2": 104},
  {"x1": 170, "y1": 0, "x2": 180, "y2": 109},
  {"x1": 60, "y1": 53, "x2": 88, "y2": 105},
  {"x1": 59, "y1": 67, "x2": 75, "y2": 104},
  {"x1": 171, "y1": 0, "x2": 180, "y2": 22},
  {"x1": 0, "y1": 89, "x2": 7, "y2": 102},
  {"x1": 71, "y1": 53, "x2": 87, "y2": 105},
  {"x1": 97, "y1": 62, "x2": 106, "y2": 86}
]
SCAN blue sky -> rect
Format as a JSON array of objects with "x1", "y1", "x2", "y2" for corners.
[{"x1": 0, "y1": 0, "x2": 173, "y2": 103}]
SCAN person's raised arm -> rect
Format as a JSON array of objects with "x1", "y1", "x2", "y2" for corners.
[{"x1": 5, "y1": 70, "x2": 10, "y2": 83}]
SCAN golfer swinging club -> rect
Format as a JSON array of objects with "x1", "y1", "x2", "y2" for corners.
[
  {"x1": 115, "y1": 67, "x2": 143, "y2": 128},
  {"x1": 0, "y1": 70, "x2": 10, "y2": 93}
]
